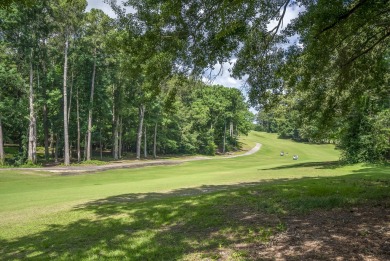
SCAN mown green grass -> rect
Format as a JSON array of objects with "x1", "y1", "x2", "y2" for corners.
[{"x1": 0, "y1": 132, "x2": 389, "y2": 260}]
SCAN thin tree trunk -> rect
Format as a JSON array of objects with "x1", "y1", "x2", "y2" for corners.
[
  {"x1": 119, "y1": 117, "x2": 122, "y2": 159},
  {"x1": 68, "y1": 90, "x2": 72, "y2": 162},
  {"x1": 113, "y1": 114, "x2": 119, "y2": 160},
  {"x1": 63, "y1": 37, "x2": 70, "y2": 166},
  {"x1": 136, "y1": 104, "x2": 145, "y2": 160},
  {"x1": 100, "y1": 128, "x2": 103, "y2": 160},
  {"x1": 111, "y1": 97, "x2": 116, "y2": 156},
  {"x1": 223, "y1": 120, "x2": 226, "y2": 154},
  {"x1": 111, "y1": 112, "x2": 115, "y2": 158},
  {"x1": 153, "y1": 121, "x2": 157, "y2": 159},
  {"x1": 50, "y1": 129, "x2": 54, "y2": 158},
  {"x1": 0, "y1": 117, "x2": 4, "y2": 165},
  {"x1": 55, "y1": 133, "x2": 59, "y2": 163},
  {"x1": 43, "y1": 64, "x2": 49, "y2": 161},
  {"x1": 111, "y1": 85, "x2": 116, "y2": 158},
  {"x1": 68, "y1": 71, "x2": 73, "y2": 124},
  {"x1": 27, "y1": 55, "x2": 37, "y2": 164},
  {"x1": 43, "y1": 102, "x2": 49, "y2": 160},
  {"x1": 33, "y1": 66, "x2": 39, "y2": 159},
  {"x1": 86, "y1": 49, "x2": 97, "y2": 161},
  {"x1": 33, "y1": 107, "x2": 37, "y2": 160},
  {"x1": 69, "y1": 144, "x2": 72, "y2": 160},
  {"x1": 76, "y1": 84, "x2": 81, "y2": 162},
  {"x1": 84, "y1": 133, "x2": 87, "y2": 161},
  {"x1": 144, "y1": 124, "x2": 147, "y2": 158}
]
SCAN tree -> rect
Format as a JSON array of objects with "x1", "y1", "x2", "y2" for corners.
[
  {"x1": 280, "y1": 0, "x2": 390, "y2": 160},
  {"x1": 0, "y1": 43, "x2": 24, "y2": 164},
  {"x1": 52, "y1": 0, "x2": 87, "y2": 165},
  {"x1": 83, "y1": 9, "x2": 113, "y2": 161},
  {"x1": 0, "y1": 1, "x2": 53, "y2": 164}
]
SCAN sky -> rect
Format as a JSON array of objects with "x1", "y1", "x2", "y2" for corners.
[
  {"x1": 86, "y1": 0, "x2": 116, "y2": 17},
  {"x1": 86, "y1": 0, "x2": 303, "y2": 111}
]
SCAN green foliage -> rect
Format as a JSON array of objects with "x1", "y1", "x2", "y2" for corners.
[
  {"x1": 339, "y1": 108, "x2": 390, "y2": 163},
  {"x1": 2, "y1": 0, "x2": 387, "y2": 164},
  {"x1": 249, "y1": 1, "x2": 390, "y2": 161}
]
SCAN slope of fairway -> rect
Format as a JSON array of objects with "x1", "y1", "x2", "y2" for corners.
[
  {"x1": 0, "y1": 132, "x2": 339, "y2": 218},
  {"x1": 2, "y1": 132, "x2": 389, "y2": 260}
]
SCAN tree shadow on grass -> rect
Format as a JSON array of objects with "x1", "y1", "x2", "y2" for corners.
[
  {"x1": 1, "y1": 166, "x2": 390, "y2": 260},
  {"x1": 259, "y1": 160, "x2": 343, "y2": 170},
  {"x1": 1, "y1": 184, "x2": 279, "y2": 260}
]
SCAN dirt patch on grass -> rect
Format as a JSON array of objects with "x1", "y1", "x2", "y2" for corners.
[
  {"x1": 243, "y1": 206, "x2": 390, "y2": 260},
  {"x1": 58, "y1": 161, "x2": 183, "y2": 176}
]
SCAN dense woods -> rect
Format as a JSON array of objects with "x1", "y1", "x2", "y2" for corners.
[
  {"x1": 0, "y1": 0, "x2": 389, "y2": 165},
  {"x1": 0, "y1": 0, "x2": 253, "y2": 166}
]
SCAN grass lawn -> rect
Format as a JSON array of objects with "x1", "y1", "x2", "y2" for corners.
[{"x1": 0, "y1": 132, "x2": 389, "y2": 260}]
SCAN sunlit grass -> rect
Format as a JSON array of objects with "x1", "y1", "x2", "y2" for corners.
[{"x1": 0, "y1": 131, "x2": 389, "y2": 260}]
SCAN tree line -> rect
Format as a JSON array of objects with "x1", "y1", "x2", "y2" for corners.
[{"x1": 0, "y1": 0, "x2": 252, "y2": 166}]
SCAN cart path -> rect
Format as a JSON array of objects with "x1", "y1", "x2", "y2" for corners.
[{"x1": 2, "y1": 143, "x2": 262, "y2": 174}]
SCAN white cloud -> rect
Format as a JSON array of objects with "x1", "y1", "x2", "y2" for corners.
[
  {"x1": 86, "y1": 0, "x2": 134, "y2": 18},
  {"x1": 86, "y1": 0, "x2": 116, "y2": 18}
]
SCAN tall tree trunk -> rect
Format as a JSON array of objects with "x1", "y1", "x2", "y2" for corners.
[
  {"x1": 50, "y1": 129, "x2": 54, "y2": 158},
  {"x1": 54, "y1": 133, "x2": 59, "y2": 163},
  {"x1": 0, "y1": 117, "x2": 4, "y2": 165},
  {"x1": 113, "y1": 114, "x2": 119, "y2": 160},
  {"x1": 33, "y1": 108, "x2": 37, "y2": 160},
  {"x1": 84, "y1": 133, "x2": 87, "y2": 161},
  {"x1": 223, "y1": 120, "x2": 226, "y2": 154},
  {"x1": 153, "y1": 121, "x2": 157, "y2": 159},
  {"x1": 69, "y1": 144, "x2": 72, "y2": 161},
  {"x1": 111, "y1": 85, "x2": 116, "y2": 158},
  {"x1": 76, "y1": 84, "x2": 81, "y2": 162},
  {"x1": 63, "y1": 37, "x2": 70, "y2": 166},
  {"x1": 86, "y1": 49, "x2": 97, "y2": 161},
  {"x1": 136, "y1": 104, "x2": 145, "y2": 160},
  {"x1": 99, "y1": 128, "x2": 103, "y2": 160},
  {"x1": 111, "y1": 114, "x2": 115, "y2": 158},
  {"x1": 27, "y1": 56, "x2": 37, "y2": 164},
  {"x1": 43, "y1": 63, "x2": 49, "y2": 161},
  {"x1": 68, "y1": 71, "x2": 73, "y2": 125},
  {"x1": 68, "y1": 67, "x2": 73, "y2": 160},
  {"x1": 43, "y1": 103, "x2": 49, "y2": 160},
  {"x1": 119, "y1": 117, "x2": 122, "y2": 159},
  {"x1": 33, "y1": 68, "x2": 40, "y2": 159},
  {"x1": 111, "y1": 84, "x2": 119, "y2": 159},
  {"x1": 144, "y1": 125, "x2": 147, "y2": 158}
]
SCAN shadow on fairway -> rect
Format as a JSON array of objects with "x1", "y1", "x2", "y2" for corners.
[
  {"x1": 1, "y1": 166, "x2": 389, "y2": 260},
  {"x1": 259, "y1": 160, "x2": 342, "y2": 170}
]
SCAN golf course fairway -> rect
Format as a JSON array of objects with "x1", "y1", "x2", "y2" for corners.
[{"x1": 1, "y1": 131, "x2": 389, "y2": 260}]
